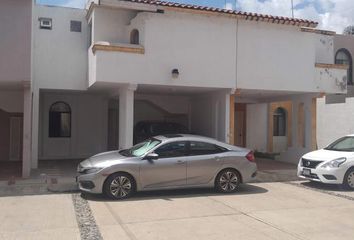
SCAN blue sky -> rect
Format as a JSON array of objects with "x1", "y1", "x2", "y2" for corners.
[{"x1": 38, "y1": 0, "x2": 354, "y2": 33}]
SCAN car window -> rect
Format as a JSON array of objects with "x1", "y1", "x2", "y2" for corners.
[
  {"x1": 121, "y1": 138, "x2": 161, "y2": 157},
  {"x1": 325, "y1": 136, "x2": 354, "y2": 152},
  {"x1": 189, "y1": 141, "x2": 227, "y2": 156},
  {"x1": 154, "y1": 141, "x2": 188, "y2": 158}
]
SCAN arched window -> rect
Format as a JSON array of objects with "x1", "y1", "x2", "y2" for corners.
[
  {"x1": 49, "y1": 102, "x2": 71, "y2": 138},
  {"x1": 273, "y1": 107, "x2": 286, "y2": 136},
  {"x1": 335, "y1": 48, "x2": 353, "y2": 85},
  {"x1": 130, "y1": 29, "x2": 139, "y2": 45}
]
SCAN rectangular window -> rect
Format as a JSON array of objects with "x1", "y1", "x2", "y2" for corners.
[{"x1": 70, "y1": 20, "x2": 82, "y2": 32}]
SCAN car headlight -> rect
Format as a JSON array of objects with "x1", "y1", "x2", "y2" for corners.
[
  {"x1": 81, "y1": 167, "x2": 103, "y2": 174},
  {"x1": 321, "y1": 157, "x2": 346, "y2": 168}
]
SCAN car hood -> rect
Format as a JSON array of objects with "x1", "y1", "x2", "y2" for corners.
[
  {"x1": 302, "y1": 149, "x2": 354, "y2": 161},
  {"x1": 80, "y1": 150, "x2": 137, "y2": 168}
]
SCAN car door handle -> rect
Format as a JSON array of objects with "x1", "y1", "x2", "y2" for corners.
[
  {"x1": 176, "y1": 160, "x2": 185, "y2": 164},
  {"x1": 214, "y1": 157, "x2": 221, "y2": 161}
]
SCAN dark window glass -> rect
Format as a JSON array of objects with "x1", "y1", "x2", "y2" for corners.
[
  {"x1": 189, "y1": 141, "x2": 226, "y2": 156},
  {"x1": 49, "y1": 102, "x2": 71, "y2": 138},
  {"x1": 154, "y1": 141, "x2": 188, "y2": 158},
  {"x1": 130, "y1": 29, "x2": 139, "y2": 45},
  {"x1": 273, "y1": 107, "x2": 286, "y2": 136},
  {"x1": 70, "y1": 20, "x2": 82, "y2": 32},
  {"x1": 335, "y1": 49, "x2": 353, "y2": 85}
]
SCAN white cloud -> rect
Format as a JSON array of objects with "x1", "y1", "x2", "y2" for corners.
[
  {"x1": 62, "y1": 0, "x2": 86, "y2": 8},
  {"x1": 237, "y1": 0, "x2": 354, "y2": 33},
  {"x1": 225, "y1": 2, "x2": 233, "y2": 10}
]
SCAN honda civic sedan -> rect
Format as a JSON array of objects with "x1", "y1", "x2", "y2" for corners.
[
  {"x1": 298, "y1": 135, "x2": 354, "y2": 190},
  {"x1": 77, "y1": 134, "x2": 257, "y2": 199}
]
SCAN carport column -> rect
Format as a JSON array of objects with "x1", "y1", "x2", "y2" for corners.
[
  {"x1": 31, "y1": 87, "x2": 39, "y2": 169},
  {"x1": 22, "y1": 84, "x2": 32, "y2": 178},
  {"x1": 119, "y1": 84, "x2": 137, "y2": 149}
]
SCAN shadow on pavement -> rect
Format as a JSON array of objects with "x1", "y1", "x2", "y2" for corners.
[
  {"x1": 299, "y1": 181, "x2": 351, "y2": 192},
  {"x1": 82, "y1": 183, "x2": 268, "y2": 202}
]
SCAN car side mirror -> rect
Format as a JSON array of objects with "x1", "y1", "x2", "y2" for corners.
[{"x1": 144, "y1": 153, "x2": 159, "y2": 160}]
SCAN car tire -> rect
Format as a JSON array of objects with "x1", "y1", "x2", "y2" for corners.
[
  {"x1": 215, "y1": 169, "x2": 241, "y2": 193},
  {"x1": 343, "y1": 168, "x2": 354, "y2": 191},
  {"x1": 103, "y1": 173, "x2": 136, "y2": 200}
]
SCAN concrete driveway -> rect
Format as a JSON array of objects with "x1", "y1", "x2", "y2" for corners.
[
  {"x1": 86, "y1": 182, "x2": 354, "y2": 240},
  {"x1": 0, "y1": 181, "x2": 353, "y2": 240}
]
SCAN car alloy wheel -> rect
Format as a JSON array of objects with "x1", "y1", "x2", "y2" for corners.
[
  {"x1": 104, "y1": 173, "x2": 135, "y2": 199},
  {"x1": 344, "y1": 168, "x2": 354, "y2": 190},
  {"x1": 216, "y1": 169, "x2": 240, "y2": 193}
]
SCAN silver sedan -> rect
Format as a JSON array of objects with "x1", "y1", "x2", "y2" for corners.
[{"x1": 77, "y1": 134, "x2": 257, "y2": 199}]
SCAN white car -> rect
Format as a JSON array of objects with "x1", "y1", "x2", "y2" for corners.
[{"x1": 298, "y1": 135, "x2": 354, "y2": 190}]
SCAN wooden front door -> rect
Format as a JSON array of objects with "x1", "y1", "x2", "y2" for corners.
[{"x1": 234, "y1": 104, "x2": 246, "y2": 147}]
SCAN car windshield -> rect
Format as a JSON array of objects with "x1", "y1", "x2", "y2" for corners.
[
  {"x1": 324, "y1": 136, "x2": 354, "y2": 152},
  {"x1": 120, "y1": 138, "x2": 161, "y2": 157}
]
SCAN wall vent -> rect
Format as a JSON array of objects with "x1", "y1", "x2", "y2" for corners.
[{"x1": 39, "y1": 18, "x2": 52, "y2": 30}]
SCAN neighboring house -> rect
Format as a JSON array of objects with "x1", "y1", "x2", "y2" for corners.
[
  {"x1": 0, "y1": 0, "x2": 348, "y2": 178},
  {"x1": 0, "y1": 0, "x2": 32, "y2": 177},
  {"x1": 317, "y1": 34, "x2": 354, "y2": 148}
]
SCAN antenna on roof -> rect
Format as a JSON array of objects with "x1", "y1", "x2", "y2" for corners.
[{"x1": 291, "y1": 0, "x2": 294, "y2": 18}]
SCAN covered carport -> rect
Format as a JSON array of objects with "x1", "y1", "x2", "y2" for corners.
[{"x1": 133, "y1": 85, "x2": 231, "y2": 143}]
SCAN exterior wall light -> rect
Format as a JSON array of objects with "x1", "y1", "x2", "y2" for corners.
[{"x1": 172, "y1": 69, "x2": 179, "y2": 78}]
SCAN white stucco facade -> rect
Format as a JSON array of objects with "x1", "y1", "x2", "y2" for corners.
[{"x1": 0, "y1": 0, "x2": 349, "y2": 177}]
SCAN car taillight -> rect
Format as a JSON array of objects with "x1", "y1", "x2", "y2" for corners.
[{"x1": 246, "y1": 151, "x2": 255, "y2": 162}]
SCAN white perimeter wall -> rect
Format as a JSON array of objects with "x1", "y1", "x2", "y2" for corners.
[
  {"x1": 0, "y1": 91, "x2": 24, "y2": 113},
  {"x1": 317, "y1": 97, "x2": 354, "y2": 148},
  {"x1": 246, "y1": 103, "x2": 268, "y2": 152},
  {"x1": 39, "y1": 92, "x2": 108, "y2": 160},
  {"x1": 33, "y1": 5, "x2": 88, "y2": 90}
]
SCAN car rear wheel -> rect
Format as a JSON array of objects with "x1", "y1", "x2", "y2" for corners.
[
  {"x1": 103, "y1": 173, "x2": 136, "y2": 200},
  {"x1": 215, "y1": 169, "x2": 241, "y2": 193},
  {"x1": 343, "y1": 168, "x2": 354, "y2": 190}
]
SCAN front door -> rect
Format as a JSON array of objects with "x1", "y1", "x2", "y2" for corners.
[
  {"x1": 234, "y1": 104, "x2": 246, "y2": 147},
  {"x1": 139, "y1": 141, "x2": 188, "y2": 189}
]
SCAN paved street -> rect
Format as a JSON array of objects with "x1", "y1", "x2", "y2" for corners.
[{"x1": 0, "y1": 181, "x2": 353, "y2": 240}]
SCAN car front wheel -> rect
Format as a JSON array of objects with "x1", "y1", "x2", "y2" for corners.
[
  {"x1": 103, "y1": 173, "x2": 136, "y2": 200},
  {"x1": 215, "y1": 169, "x2": 241, "y2": 193},
  {"x1": 343, "y1": 168, "x2": 354, "y2": 190}
]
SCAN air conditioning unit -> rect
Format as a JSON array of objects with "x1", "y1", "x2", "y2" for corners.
[{"x1": 39, "y1": 18, "x2": 52, "y2": 30}]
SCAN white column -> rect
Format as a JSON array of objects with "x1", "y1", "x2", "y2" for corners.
[
  {"x1": 31, "y1": 87, "x2": 39, "y2": 169},
  {"x1": 119, "y1": 85, "x2": 136, "y2": 149},
  {"x1": 22, "y1": 85, "x2": 32, "y2": 178}
]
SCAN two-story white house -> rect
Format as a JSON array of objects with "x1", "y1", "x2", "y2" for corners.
[{"x1": 1, "y1": 0, "x2": 348, "y2": 178}]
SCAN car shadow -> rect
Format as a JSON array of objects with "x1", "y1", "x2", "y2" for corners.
[
  {"x1": 81, "y1": 184, "x2": 268, "y2": 202},
  {"x1": 299, "y1": 181, "x2": 351, "y2": 192}
]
